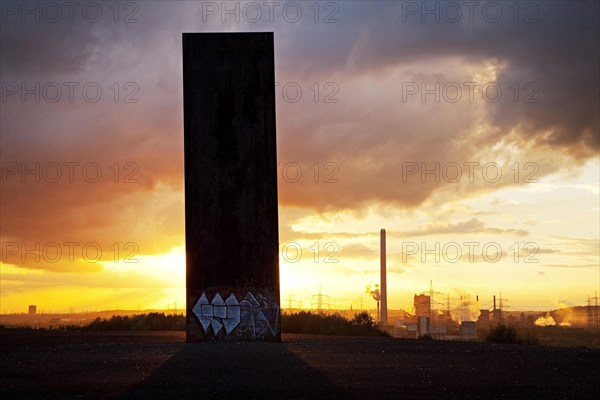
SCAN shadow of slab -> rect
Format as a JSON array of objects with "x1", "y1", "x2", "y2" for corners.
[{"x1": 124, "y1": 342, "x2": 347, "y2": 399}]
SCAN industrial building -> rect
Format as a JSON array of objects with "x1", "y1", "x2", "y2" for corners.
[{"x1": 459, "y1": 321, "x2": 477, "y2": 340}]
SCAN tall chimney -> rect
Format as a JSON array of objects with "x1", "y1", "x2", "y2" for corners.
[{"x1": 380, "y1": 229, "x2": 388, "y2": 325}]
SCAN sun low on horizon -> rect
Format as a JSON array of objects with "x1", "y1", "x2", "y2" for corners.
[{"x1": 1, "y1": 1, "x2": 599, "y2": 317}]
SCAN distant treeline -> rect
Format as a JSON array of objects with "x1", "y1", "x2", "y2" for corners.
[
  {"x1": 63, "y1": 311, "x2": 387, "y2": 336},
  {"x1": 68, "y1": 313, "x2": 185, "y2": 331},
  {"x1": 282, "y1": 311, "x2": 388, "y2": 337}
]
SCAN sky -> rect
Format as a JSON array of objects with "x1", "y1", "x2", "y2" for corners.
[{"x1": 1, "y1": 0, "x2": 599, "y2": 314}]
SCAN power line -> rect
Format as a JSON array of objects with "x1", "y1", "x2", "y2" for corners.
[
  {"x1": 311, "y1": 286, "x2": 330, "y2": 314},
  {"x1": 285, "y1": 293, "x2": 301, "y2": 310}
]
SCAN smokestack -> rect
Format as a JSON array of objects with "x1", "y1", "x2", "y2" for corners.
[
  {"x1": 493, "y1": 295, "x2": 496, "y2": 310},
  {"x1": 380, "y1": 229, "x2": 388, "y2": 325}
]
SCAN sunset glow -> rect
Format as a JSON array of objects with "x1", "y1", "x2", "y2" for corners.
[{"x1": 1, "y1": 1, "x2": 598, "y2": 315}]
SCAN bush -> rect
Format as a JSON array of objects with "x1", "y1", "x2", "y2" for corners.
[
  {"x1": 281, "y1": 311, "x2": 387, "y2": 337},
  {"x1": 74, "y1": 313, "x2": 185, "y2": 331},
  {"x1": 351, "y1": 311, "x2": 376, "y2": 329},
  {"x1": 485, "y1": 324, "x2": 539, "y2": 345}
]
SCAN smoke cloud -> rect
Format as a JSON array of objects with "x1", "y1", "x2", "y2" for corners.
[
  {"x1": 534, "y1": 314, "x2": 556, "y2": 327},
  {"x1": 366, "y1": 284, "x2": 381, "y2": 302},
  {"x1": 452, "y1": 294, "x2": 481, "y2": 323}
]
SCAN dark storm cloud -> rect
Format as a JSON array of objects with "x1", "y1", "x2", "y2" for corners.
[
  {"x1": 276, "y1": 1, "x2": 599, "y2": 152},
  {"x1": 0, "y1": 20, "x2": 99, "y2": 77},
  {"x1": 1, "y1": 1, "x2": 598, "y2": 272},
  {"x1": 271, "y1": 1, "x2": 599, "y2": 210}
]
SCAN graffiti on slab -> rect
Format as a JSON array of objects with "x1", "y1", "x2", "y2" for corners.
[{"x1": 192, "y1": 291, "x2": 279, "y2": 339}]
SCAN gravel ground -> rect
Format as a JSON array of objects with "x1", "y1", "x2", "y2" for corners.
[{"x1": 1, "y1": 330, "x2": 599, "y2": 399}]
